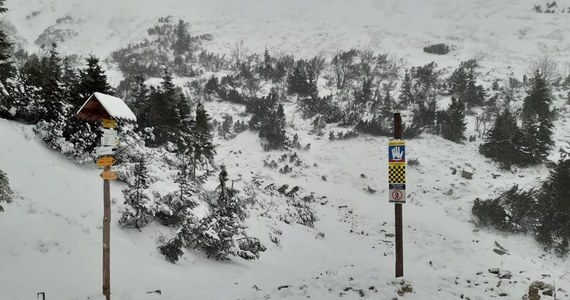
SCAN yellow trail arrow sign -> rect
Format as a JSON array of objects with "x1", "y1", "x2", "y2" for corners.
[
  {"x1": 96, "y1": 156, "x2": 115, "y2": 168},
  {"x1": 100, "y1": 170, "x2": 117, "y2": 180},
  {"x1": 102, "y1": 118, "x2": 116, "y2": 129}
]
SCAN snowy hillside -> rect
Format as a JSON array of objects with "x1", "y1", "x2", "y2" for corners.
[
  {"x1": 2, "y1": 112, "x2": 570, "y2": 299},
  {"x1": 1, "y1": 0, "x2": 570, "y2": 299},
  {"x1": 4, "y1": 0, "x2": 570, "y2": 77}
]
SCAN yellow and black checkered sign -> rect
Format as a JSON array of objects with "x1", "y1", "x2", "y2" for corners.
[{"x1": 389, "y1": 163, "x2": 406, "y2": 184}]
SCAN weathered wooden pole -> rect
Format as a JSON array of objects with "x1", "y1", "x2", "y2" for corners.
[
  {"x1": 103, "y1": 165, "x2": 111, "y2": 300},
  {"x1": 393, "y1": 113, "x2": 404, "y2": 278}
]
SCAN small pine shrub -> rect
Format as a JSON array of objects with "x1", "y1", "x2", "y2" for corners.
[
  {"x1": 236, "y1": 237, "x2": 266, "y2": 260},
  {"x1": 233, "y1": 120, "x2": 248, "y2": 134},
  {"x1": 226, "y1": 89, "x2": 245, "y2": 104},
  {"x1": 155, "y1": 191, "x2": 197, "y2": 227},
  {"x1": 204, "y1": 76, "x2": 219, "y2": 95},
  {"x1": 0, "y1": 170, "x2": 13, "y2": 212},
  {"x1": 423, "y1": 43, "x2": 450, "y2": 55},
  {"x1": 472, "y1": 185, "x2": 537, "y2": 233},
  {"x1": 473, "y1": 155, "x2": 570, "y2": 256},
  {"x1": 158, "y1": 237, "x2": 184, "y2": 263}
]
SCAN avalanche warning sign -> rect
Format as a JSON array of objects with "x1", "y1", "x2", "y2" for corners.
[{"x1": 388, "y1": 139, "x2": 406, "y2": 203}]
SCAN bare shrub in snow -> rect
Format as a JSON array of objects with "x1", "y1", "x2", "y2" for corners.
[{"x1": 529, "y1": 56, "x2": 559, "y2": 85}]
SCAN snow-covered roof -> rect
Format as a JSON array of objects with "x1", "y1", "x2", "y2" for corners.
[{"x1": 76, "y1": 92, "x2": 137, "y2": 122}]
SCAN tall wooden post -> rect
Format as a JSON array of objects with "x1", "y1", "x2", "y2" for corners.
[
  {"x1": 393, "y1": 113, "x2": 404, "y2": 278},
  {"x1": 103, "y1": 165, "x2": 111, "y2": 300}
]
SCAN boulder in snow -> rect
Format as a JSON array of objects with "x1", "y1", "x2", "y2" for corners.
[{"x1": 462, "y1": 166, "x2": 474, "y2": 179}]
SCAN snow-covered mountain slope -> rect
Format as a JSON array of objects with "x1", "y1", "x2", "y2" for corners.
[
  {"x1": 1, "y1": 112, "x2": 569, "y2": 299},
  {"x1": 4, "y1": 0, "x2": 570, "y2": 77},
  {"x1": 2, "y1": 0, "x2": 570, "y2": 299}
]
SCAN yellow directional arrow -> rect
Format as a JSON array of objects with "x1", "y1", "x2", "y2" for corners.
[
  {"x1": 100, "y1": 170, "x2": 117, "y2": 180},
  {"x1": 96, "y1": 156, "x2": 115, "y2": 168},
  {"x1": 102, "y1": 118, "x2": 116, "y2": 129}
]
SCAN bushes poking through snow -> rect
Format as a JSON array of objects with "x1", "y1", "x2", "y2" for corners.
[
  {"x1": 473, "y1": 153, "x2": 570, "y2": 256},
  {"x1": 423, "y1": 43, "x2": 450, "y2": 55}
]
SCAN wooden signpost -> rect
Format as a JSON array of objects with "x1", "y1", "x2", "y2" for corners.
[
  {"x1": 96, "y1": 157, "x2": 115, "y2": 168},
  {"x1": 102, "y1": 118, "x2": 117, "y2": 129},
  {"x1": 76, "y1": 93, "x2": 136, "y2": 300},
  {"x1": 100, "y1": 170, "x2": 117, "y2": 180},
  {"x1": 389, "y1": 113, "x2": 406, "y2": 278}
]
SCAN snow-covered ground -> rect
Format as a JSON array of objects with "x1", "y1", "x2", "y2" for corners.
[
  {"x1": 2, "y1": 0, "x2": 570, "y2": 299},
  {"x1": 1, "y1": 108, "x2": 570, "y2": 299}
]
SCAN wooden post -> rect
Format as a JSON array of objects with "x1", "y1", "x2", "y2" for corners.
[
  {"x1": 103, "y1": 165, "x2": 111, "y2": 300},
  {"x1": 393, "y1": 113, "x2": 404, "y2": 278}
]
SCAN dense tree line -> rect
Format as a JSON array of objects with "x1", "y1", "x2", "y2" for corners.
[
  {"x1": 112, "y1": 17, "x2": 213, "y2": 78},
  {"x1": 0, "y1": 43, "x2": 111, "y2": 161}
]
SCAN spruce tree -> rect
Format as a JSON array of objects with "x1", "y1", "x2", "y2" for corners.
[
  {"x1": 260, "y1": 47, "x2": 274, "y2": 80},
  {"x1": 158, "y1": 236, "x2": 184, "y2": 263},
  {"x1": 179, "y1": 205, "x2": 241, "y2": 260},
  {"x1": 464, "y1": 74, "x2": 485, "y2": 107},
  {"x1": 448, "y1": 66, "x2": 468, "y2": 97},
  {"x1": 448, "y1": 60, "x2": 484, "y2": 108},
  {"x1": 535, "y1": 155, "x2": 570, "y2": 255},
  {"x1": 399, "y1": 70, "x2": 414, "y2": 108},
  {"x1": 247, "y1": 91, "x2": 278, "y2": 130},
  {"x1": 147, "y1": 69, "x2": 191, "y2": 147},
  {"x1": 413, "y1": 62, "x2": 439, "y2": 101},
  {"x1": 521, "y1": 71, "x2": 553, "y2": 163},
  {"x1": 119, "y1": 157, "x2": 154, "y2": 230},
  {"x1": 412, "y1": 98, "x2": 437, "y2": 133},
  {"x1": 176, "y1": 180, "x2": 256, "y2": 261},
  {"x1": 0, "y1": 29, "x2": 11, "y2": 81},
  {"x1": 480, "y1": 109, "x2": 524, "y2": 167},
  {"x1": 129, "y1": 75, "x2": 150, "y2": 127},
  {"x1": 354, "y1": 77, "x2": 373, "y2": 105},
  {"x1": 39, "y1": 46, "x2": 67, "y2": 122},
  {"x1": 13, "y1": 49, "x2": 62, "y2": 123},
  {"x1": 0, "y1": 0, "x2": 12, "y2": 81},
  {"x1": 260, "y1": 104, "x2": 287, "y2": 149},
  {"x1": 287, "y1": 60, "x2": 312, "y2": 97},
  {"x1": 61, "y1": 57, "x2": 79, "y2": 104},
  {"x1": 441, "y1": 97, "x2": 466, "y2": 142},
  {"x1": 380, "y1": 87, "x2": 393, "y2": 118},
  {"x1": 156, "y1": 161, "x2": 197, "y2": 226},
  {"x1": 73, "y1": 55, "x2": 112, "y2": 108},
  {"x1": 0, "y1": 169, "x2": 13, "y2": 212},
  {"x1": 173, "y1": 20, "x2": 191, "y2": 57},
  {"x1": 193, "y1": 103, "x2": 216, "y2": 172}
]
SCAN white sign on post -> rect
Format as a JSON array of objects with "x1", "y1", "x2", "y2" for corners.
[
  {"x1": 102, "y1": 128, "x2": 117, "y2": 138},
  {"x1": 389, "y1": 187, "x2": 406, "y2": 203},
  {"x1": 100, "y1": 128, "x2": 118, "y2": 147},
  {"x1": 96, "y1": 146, "x2": 115, "y2": 157},
  {"x1": 101, "y1": 136, "x2": 119, "y2": 146}
]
